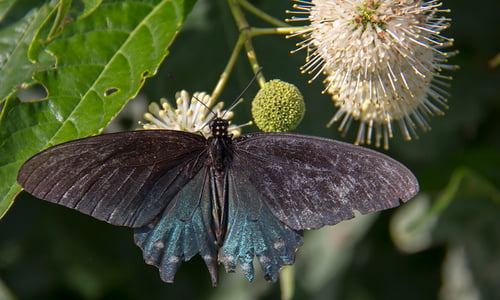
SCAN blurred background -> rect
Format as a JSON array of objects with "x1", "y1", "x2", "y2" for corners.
[{"x1": 0, "y1": 0, "x2": 498, "y2": 299}]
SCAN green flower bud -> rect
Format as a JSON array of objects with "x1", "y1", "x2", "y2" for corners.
[{"x1": 251, "y1": 79, "x2": 305, "y2": 132}]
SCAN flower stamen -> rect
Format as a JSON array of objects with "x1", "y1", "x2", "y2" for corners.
[
  {"x1": 140, "y1": 91, "x2": 247, "y2": 138},
  {"x1": 288, "y1": 0, "x2": 457, "y2": 149}
]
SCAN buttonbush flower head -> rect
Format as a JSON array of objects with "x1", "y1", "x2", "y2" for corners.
[
  {"x1": 252, "y1": 79, "x2": 306, "y2": 132},
  {"x1": 141, "y1": 90, "x2": 244, "y2": 137},
  {"x1": 288, "y1": 0, "x2": 456, "y2": 149}
]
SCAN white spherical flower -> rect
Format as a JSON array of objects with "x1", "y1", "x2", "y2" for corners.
[
  {"x1": 288, "y1": 0, "x2": 456, "y2": 149},
  {"x1": 141, "y1": 90, "x2": 244, "y2": 138}
]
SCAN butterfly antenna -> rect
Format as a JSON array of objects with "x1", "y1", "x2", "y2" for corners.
[
  {"x1": 222, "y1": 67, "x2": 262, "y2": 118},
  {"x1": 194, "y1": 94, "x2": 216, "y2": 116}
]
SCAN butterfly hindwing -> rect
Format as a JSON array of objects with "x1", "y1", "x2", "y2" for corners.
[
  {"x1": 232, "y1": 132, "x2": 419, "y2": 230},
  {"x1": 17, "y1": 130, "x2": 207, "y2": 228},
  {"x1": 134, "y1": 167, "x2": 220, "y2": 285},
  {"x1": 218, "y1": 165, "x2": 303, "y2": 282},
  {"x1": 135, "y1": 159, "x2": 304, "y2": 285}
]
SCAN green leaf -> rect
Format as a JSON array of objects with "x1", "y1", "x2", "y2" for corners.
[
  {"x1": 0, "y1": 0, "x2": 196, "y2": 219},
  {"x1": 77, "y1": 0, "x2": 105, "y2": 19},
  {"x1": 0, "y1": 2, "x2": 54, "y2": 103},
  {"x1": 0, "y1": 0, "x2": 16, "y2": 22},
  {"x1": 28, "y1": 0, "x2": 104, "y2": 62},
  {"x1": 43, "y1": 0, "x2": 72, "y2": 42},
  {"x1": 27, "y1": 0, "x2": 101, "y2": 64}
]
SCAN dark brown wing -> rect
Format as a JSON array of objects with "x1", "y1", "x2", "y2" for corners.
[
  {"x1": 232, "y1": 132, "x2": 419, "y2": 230},
  {"x1": 17, "y1": 130, "x2": 207, "y2": 228}
]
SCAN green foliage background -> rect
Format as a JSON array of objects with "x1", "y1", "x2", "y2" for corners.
[{"x1": 0, "y1": 0, "x2": 498, "y2": 299}]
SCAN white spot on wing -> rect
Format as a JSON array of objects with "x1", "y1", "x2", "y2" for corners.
[
  {"x1": 154, "y1": 240, "x2": 164, "y2": 249},
  {"x1": 273, "y1": 239, "x2": 285, "y2": 251},
  {"x1": 168, "y1": 256, "x2": 180, "y2": 263}
]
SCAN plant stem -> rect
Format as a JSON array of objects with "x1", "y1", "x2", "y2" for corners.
[
  {"x1": 47, "y1": 0, "x2": 68, "y2": 40},
  {"x1": 280, "y1": 265, "x2": 295, "y2": 300},
  {"x1": 238, "y1": 0, "x2": 289, "y2": 27},
  {"x1": 211, "y1": 34, "x2": 245, "y2": 102},
  {"x1": 251, "y1": 26, "x2": 309, "y2": 37},
  {"x1": 212, "y1": 1, "x2": 306, "y2": 101},
  {"x1": 227, "y1": 0, "x2": 266, "y2": 87}
]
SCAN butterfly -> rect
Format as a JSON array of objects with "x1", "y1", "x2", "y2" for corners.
[{"x1": 17, "y1": 117, "x2": 419, "y2": 286}]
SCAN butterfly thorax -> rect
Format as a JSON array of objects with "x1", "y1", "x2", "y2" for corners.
[
  {"x1": 209, "y1": 118, "x2": 231, "y2": 139},
  {"x1": 207, "y1": 118, "x2": 233, "y2": 246},
  {"x1": 208, "y1": 118, "x2": 233, "y2": 171}
]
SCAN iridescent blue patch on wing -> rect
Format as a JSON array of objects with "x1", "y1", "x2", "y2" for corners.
[
  {"x1": 219, "y1": 171, "x2": 303, "y2": 282},
  {"x1": 134, "y1": 169, "x2": 219, "y2": 284}
]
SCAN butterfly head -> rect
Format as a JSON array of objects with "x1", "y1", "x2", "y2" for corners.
[{"x1": 210, "y1": 118, "x2": 231, "y2": 138}]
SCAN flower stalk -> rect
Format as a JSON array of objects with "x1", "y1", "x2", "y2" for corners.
[
  {"x1": 211, "y1": 0, "x2": 304, "y2": 102},
  {"x1": 238, "y1": 0, "x2": 289, "y2": 27}
]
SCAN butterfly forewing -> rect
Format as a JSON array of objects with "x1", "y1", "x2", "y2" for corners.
[
  {"x1": 232, "y1": 132, "x2": 419, "y2": 230},
  {"x1": 17, "y1": 130, "x2": 208, "y2": 228}
]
